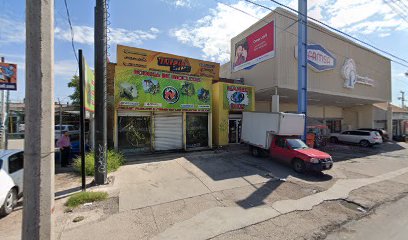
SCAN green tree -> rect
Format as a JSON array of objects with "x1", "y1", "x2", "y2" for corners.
[{"x1": 67, "y1": 75, "x2": 80, "y2": 105}]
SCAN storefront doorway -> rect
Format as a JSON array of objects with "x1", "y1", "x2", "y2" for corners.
[
  {"x1": 186, "y1": 113, "x2": 209, "y2": 149},
  {"x1": 228, "y1": 114, "x2": 242, "y2": 144},
  {"x1": 117, "y1": 115, "x2": 152, "y2": 153}
]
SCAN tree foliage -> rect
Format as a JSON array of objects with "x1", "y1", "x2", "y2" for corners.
[{"x1": 67, "y1": 75, "x2": 80, "y2": 105}]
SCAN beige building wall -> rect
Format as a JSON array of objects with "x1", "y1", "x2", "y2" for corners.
[
  {"x1": 324, "y1": 106, "x2": 343, "y2": 118},
  {"x1": 255, "y1": 101, "x2": 271, "y2": 112},
  {"x1": 343, "y1": 105, "x2": 374, "y2": 130},
  {"x1": 228, "y1": 8, "x2": 391, "y2": 103}
]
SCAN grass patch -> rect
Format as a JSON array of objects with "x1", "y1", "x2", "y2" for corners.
[
  {"x1": 73, "y1": 150, "x2": 125, "y2": 176},
  {"x1": 65, "y1": 191, "x2": 108, "y2": 208}
]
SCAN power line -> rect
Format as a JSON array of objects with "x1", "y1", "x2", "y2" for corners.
[
  {"x1": 384, "y1": 0, "x2": 408, "y2": 24},
  {"x1": 250, "y1": 0, "x2": 408, "y2": 68},
  {"x1": 63, "y1": 0, "x2": 78, "y2": 63},
  {"x1": 214, "y1": 0, "x2": 408, "y2": 72}
]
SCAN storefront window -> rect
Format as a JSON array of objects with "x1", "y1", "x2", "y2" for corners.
[
  {"x1": 326, "y1": 120, "x2": 341, "y2": 133},
  {"x1": 118, "y1": 116, "x2": 151, "y2": 153},
  {"x1": 186, "y1": 113, "x2": 208, "y2": 148}
]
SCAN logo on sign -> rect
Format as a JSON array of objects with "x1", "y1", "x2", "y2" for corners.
[
  {"x1": 295, "y1": 44, "x2": 336, "y2": 72},
  {"x1": 162, "y1": 86, "x2": 180, "y2": 104},
  {"x1": 342, "y1": 58, "x2": 374, "y2": 89},
  {"x1": 157, "y1": 57, "x2": 192, "y2": 73}
]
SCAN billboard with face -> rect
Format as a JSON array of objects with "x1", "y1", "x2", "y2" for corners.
[{"x1": 232, "y1": 21, "x2": 275, "y2": 72}]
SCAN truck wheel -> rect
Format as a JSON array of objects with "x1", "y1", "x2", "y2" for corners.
[
  {"x1": 330, "y1": 137, "x2": 338, "y2": 143},
  {"x1": 360, "y1": 140, "x2": 370, "y2": 147},
  {"x1": 251, "y1": 147, "x2": 261, "y2": 157},
  {"x1": 0, "y1": 188, "x2": 17, "y2": 217},
  {"x1": 292, "y1": 159, "x2": 306, "y2": 173}
]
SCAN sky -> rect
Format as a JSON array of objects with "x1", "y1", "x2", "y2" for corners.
[{"x1": 0, "y1": 0, "x2": 407, "y2": 106}]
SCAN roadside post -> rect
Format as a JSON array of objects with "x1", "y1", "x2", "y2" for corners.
[
  {"x1": 94, "y1": 0, "x2": 108, "y2": 184},
  {"x1": 79, "y1": 49, "x2": 86, "y2": 190},
  {"x1": 297, "y1": 0, "x2": 308, "y2": 141},
  {"x1": 23, "y1": 0, "x2": 55, "y2": 239}
]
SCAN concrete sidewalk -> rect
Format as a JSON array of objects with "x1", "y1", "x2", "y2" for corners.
[{"x1": 59, "y1": 143, "x2": 408, "y2": 240}]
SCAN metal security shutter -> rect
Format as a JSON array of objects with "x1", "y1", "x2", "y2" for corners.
[{"x1": 154, "y1": 112, "x2": 183, "y2": 151}]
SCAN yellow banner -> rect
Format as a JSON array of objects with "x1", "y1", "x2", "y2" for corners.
[{"x1": 117, "y1": 45, "x2": 220, "y2": 80}]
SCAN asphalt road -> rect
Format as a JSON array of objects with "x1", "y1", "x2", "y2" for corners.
[{"x1": 326, "y1": 194, "x2": 408, "y2": 240}]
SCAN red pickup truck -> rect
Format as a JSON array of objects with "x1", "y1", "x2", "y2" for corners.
[{"x1": 266, "y1": 136, "x2": 333, "y2": 173}]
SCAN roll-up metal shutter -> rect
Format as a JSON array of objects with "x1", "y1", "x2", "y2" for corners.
[{"x1": 154, "y1": 112, "x2": 183, "y2": 151}]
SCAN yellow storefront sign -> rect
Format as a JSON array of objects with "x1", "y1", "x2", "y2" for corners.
[
  {"x1": 117, "y1": 45, "x2": 220, "y2": 80},
  {"x1": 212, "y1": 82, "x2": 255, "y2": 146}
]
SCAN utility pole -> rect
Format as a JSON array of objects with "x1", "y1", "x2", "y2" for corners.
[
  {"x1": 22, "y1": 0, "x2": 55, "y2": 239},
  {"x1": 398, "y1": 91, "x2": 406, "y2": 108},
  {"x1": 0, "y1": 57, "x2": 5, "y2": 149},
  {"x1": 58, "y1": 98, "x2": 62, "y2": 165},
  {"x1": 5, "y1": 88, "x2": 9, "y2": 150},
  {"x1": 94, "y1": 0, "x2": 108, "y2": 184},
  {"x1": 297, "y1": 0, "x2": 308, "y2": 140},
  {"x1": 79, "y1": 49, "x2": 86, "y2": 190}
]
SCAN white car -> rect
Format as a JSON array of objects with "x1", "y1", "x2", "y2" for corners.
[
  {"x1": 0, "y1": 150, "x2": 24, "y2": 216},
  {"x1": 55, "y1": 125, "x2": 79, "y2": 140},
  {"x1": 330, "y1": 130, "x2": 383, "y2": 147}
]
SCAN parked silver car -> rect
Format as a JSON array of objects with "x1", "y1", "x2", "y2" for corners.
[{"x1": 330, "y1": 130, "x2": 383, "y2": 147}]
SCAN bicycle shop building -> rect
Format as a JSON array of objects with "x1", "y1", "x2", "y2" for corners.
[
  {"x1": 220, "y1": 7, "x2": 393, "y2": 136},
  {"x1": 107, "y1": 45, "x2": 221, "y2": 154}
]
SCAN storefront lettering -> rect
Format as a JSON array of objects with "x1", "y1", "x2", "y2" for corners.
[
  {"x1": 124, "y1": 56, "x2": 147, "y2": 62},
  {"x1": 157, "y1": 57, "x2": 192, "y2": 73},
  {"x1": 295, "y1": 44, "x2": 336, "y2": 72}
]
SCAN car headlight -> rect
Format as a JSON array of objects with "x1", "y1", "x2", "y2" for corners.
[{"x1": 310, "y1": 158, "x2": 320, "y2": 164}]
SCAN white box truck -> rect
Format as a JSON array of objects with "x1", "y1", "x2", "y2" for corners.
[
  {"x1": 241, "y1": 112, "x2": 333, "y2": 173},
  {"x1": 241, "y1": 112, "x2": 305, "y2": 149}
]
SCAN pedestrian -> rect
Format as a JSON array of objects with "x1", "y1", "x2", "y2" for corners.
[{"x1": 57, "y1": 131, "x2": 71, "y2": 167}]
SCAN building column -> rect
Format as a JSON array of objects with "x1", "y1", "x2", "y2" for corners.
[{"x1": 387, "y1": 102, "x2": 393, "y2": 140}]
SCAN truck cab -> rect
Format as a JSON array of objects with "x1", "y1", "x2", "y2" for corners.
[{"x1": 271, "y1": 136, "x2": 333, "y2": 173}]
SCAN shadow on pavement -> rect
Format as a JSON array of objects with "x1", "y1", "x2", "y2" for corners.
[
  {"x1": 120, "y1": 144, "x2": 334, "y2": 210},
  {"x1": 183, "y1": 146, "x2": 333, "y2": 209},
  {"x1": 320, "y1": 142, "x2": 406, "y2": 162}
]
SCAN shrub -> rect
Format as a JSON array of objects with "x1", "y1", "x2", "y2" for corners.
[
  {"x1": 73, "y1": 150, "x2": 125, "y2": 176},
  {"x1": 65, "y1": 191, "x2": 108, "y2": 208}
]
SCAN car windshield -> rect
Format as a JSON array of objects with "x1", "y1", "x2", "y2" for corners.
[{"x1": 287, "y1": 139, "x2": 309, "y2": 149}]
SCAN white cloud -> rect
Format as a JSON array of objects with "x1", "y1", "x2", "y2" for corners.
[
  {"x1": 55, "y1": 25, "x2": 160, "y2": 45},
  {"x1": 54, "y1": 60, "x2": 78, "y2": 79},
  {"x1": 288, "y1": 0, "x2": 408, "y2": 35},
  {"x1": 0, "y1": 17, "x2": 25, "y2": 44},
  {"x1": 170, "y1": 1, "x2": 269, "y2": 63},
  {"x1": 163, "y1": 0, "x2": 192, "y2": 8}
]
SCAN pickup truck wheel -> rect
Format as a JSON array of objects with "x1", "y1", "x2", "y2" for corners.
[
  {"x1": 292, "y1": 159, "x2": 306, "y2": 173},
  {"x1": 330, "y1": 137, "x2": 338, "y2": 143},
  {"x1": 0, "y1": 188, "x2": 17, "y2": 217},
  {"x1": 251, "y1": 147, "x2": 261, "y2": 157},
  {"x1": 360, "y1": 140, "x2": 370, "y2": 147}
]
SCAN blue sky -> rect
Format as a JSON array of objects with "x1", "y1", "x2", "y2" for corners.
[{"x1": 0, "y1": 0, "x2": 407, "y2": 106}]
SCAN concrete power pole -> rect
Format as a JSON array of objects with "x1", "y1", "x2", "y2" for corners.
[
  {"x1": 22, "y1": 0, "x2": 55, "y2": 239},
  {"x1": 398, "y1": 91, "x2": 406, "y2": 109},
  {"x1": 94, "y1": 0, "x2": 108, "y2": 184},
  {"x1": 297, "y1": 0, "x2": 308, "y2": 140}
]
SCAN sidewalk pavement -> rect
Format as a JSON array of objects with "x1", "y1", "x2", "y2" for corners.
[{"x1": 59, "y1": 143, "x2": 408, "y2": 240}]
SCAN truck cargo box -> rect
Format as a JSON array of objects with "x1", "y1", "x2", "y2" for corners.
[{"x1": 241, "y1": 112, "x2": 305, "y2": 149}]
